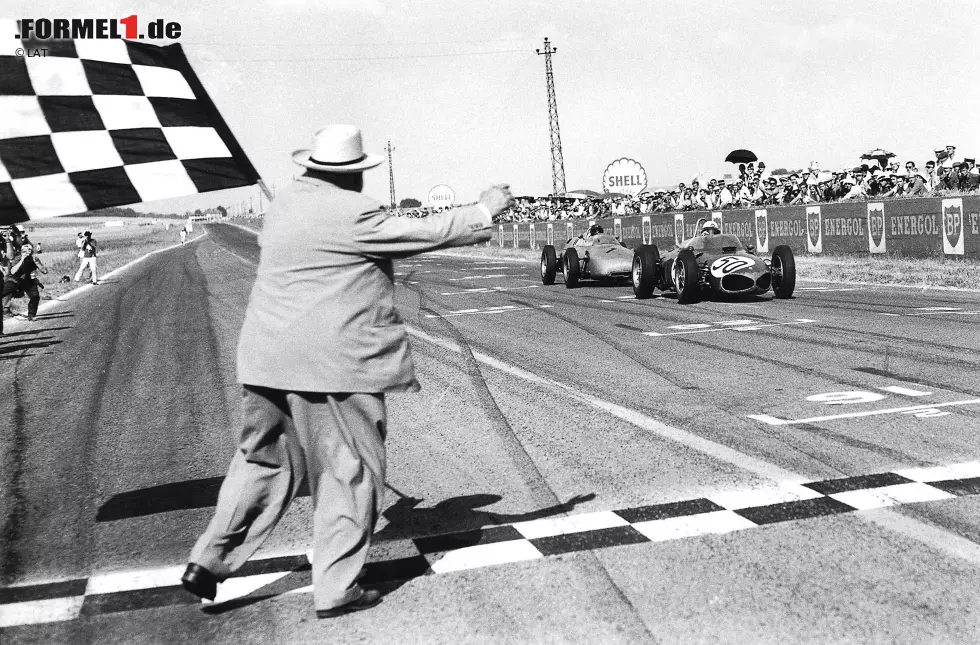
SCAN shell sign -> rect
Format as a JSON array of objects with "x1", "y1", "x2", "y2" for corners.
[
  {"x1": 427, "y1": 184, "x2": 456, "y2": 207},
  {"x1": 602, "y1": 158, "x2": 647, "y2": 196}
]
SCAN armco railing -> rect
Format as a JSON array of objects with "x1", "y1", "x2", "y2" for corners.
[{"x1": 491, "y1": 196, "x2": 980, "y2": 258}]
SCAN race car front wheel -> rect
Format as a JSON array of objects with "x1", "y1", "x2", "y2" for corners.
[
  {"x1": 541, "y1": 245, "x2": 558, "y2": 285},
  {"x1": 632, "y1": 244, "x2": 660, "y2": 299},
  {"x1": 771, "y1": 245, "x2": 797, "y2": 299},
  {"x1": 563, "y1": 248, "x2": 580, "y2": 288},
  {"x1": 673, "y1": 250, "x2": 701, "y2": 304}
]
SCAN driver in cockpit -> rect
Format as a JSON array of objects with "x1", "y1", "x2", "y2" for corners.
[{"x1": 701, "y1": 221, "x2": 721, "y2": 236}]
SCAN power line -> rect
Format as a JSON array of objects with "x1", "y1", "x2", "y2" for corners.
[
  {"x1": 181, "y1": 37, "x2": 537, "y2": 47},
  {"x1": 195, "y1": 49, "x2": 527, "y2": 63}
]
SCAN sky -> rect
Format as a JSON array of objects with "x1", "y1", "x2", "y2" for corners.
[{"x1": 10, "y1": 0, "x2": 980, "y2": 214}]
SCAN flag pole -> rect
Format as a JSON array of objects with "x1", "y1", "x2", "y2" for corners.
[{"x1": 257, "y1": 179, "x2": 274, "y2": 202}]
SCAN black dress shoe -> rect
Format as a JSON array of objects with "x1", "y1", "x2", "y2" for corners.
[
  {"x1": 316, "y1": 589, "x2": 382, "y2": 619},
  {"x1": 181, "y1": 563, "x2": 219, "y2": 601}
]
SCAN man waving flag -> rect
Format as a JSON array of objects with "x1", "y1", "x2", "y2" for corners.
[{"x1": 0, "y1": 19, "x2": 260, "y2": 224}]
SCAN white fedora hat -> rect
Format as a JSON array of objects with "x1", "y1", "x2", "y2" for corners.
[{"x1": 291, "y1": 124, "x2": 384, "y2": 173}]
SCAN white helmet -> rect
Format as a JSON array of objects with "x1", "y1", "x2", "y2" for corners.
[{"x1": 701, "y1": 221, "x2": 720, "y2": 234}]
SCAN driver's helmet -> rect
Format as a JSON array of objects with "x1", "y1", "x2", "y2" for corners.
[
  {"x1": 701, "y1": 221, "x2": 721, "y2": 235},
  {"x1": 588, "y1": 224, "x2": 604, "y2": 236}
]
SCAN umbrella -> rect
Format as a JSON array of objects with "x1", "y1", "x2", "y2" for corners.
[
  {"x1": 567, "y1": 189, "x2": 602, "y2": 197},
  {"x1": 860, "y1": 148, "x2": 895, "y2": 161},
  {"x1": 725, "y1": 149, "x2": 758, "y2": 164}
]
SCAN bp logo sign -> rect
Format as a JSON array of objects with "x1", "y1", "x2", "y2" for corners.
[
  {"x1": 755, "y1": 210, "x2": 769, "y2": 253},
  {"x1": 806, "y1": 206, "x2": 822, "y2": 253},
  {"x1": 674, "y1": 213, "x2": 684, "y2": 246},
  {"x1": 867, "y1": 202, "x2": 886, "y2": 253},
  {"x1": 942, "y1": 198, "x2": 964, "y2": 255},
  {"x1": 602, "y1": 158, "x2": 647, "y2": 196}
]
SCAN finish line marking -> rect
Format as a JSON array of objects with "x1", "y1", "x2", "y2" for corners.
[{"x1": 4, "y1": 462, "x2": 979, "y2": 628}]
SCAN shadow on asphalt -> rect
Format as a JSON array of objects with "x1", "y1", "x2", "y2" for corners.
[
  {"x1": 196, "y1": 491, "x2": 595, "y2": 616},
  {"x1": 96, "y1": 477, "x2": 313, "y2": 522},
  {"x1": 0, "y1": 337, "x2": 64, "y2": 358}
]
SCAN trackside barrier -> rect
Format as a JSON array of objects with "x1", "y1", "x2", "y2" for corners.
[{"x1": 487, "y1": 196, "x2": 980, "y2": 258}]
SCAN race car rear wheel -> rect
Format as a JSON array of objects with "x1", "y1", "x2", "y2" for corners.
[
  {"x1": 540, "y1": 245, "x2": 558, "y2": 285},
  {"x1": 563, "y1": 248, "x2": 580, "y2": 288},
  {"x1": 673, "y1": 249, "x2": 701, "y2": 304},
  {"x1": 632, "y1": 244, "x2": 660, "y2": 299},
  {"x1": 771, "y1": 245, "x2": 796, "y2": 299}
]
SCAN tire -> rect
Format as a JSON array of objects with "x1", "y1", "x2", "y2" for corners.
[
  {"x1": 771, "y1": 245, "x2": 796, "y2": 299},
  {"x1": 632, "y1": 244, "x2": 660, "y2": 299},
  {"x1": 563, "y1": 248, "x2": 580, "y2": 288},
  {"x1": 672, "y1": 249, "x2": 701, "y2": 304},
  {"x1": 540, "y1": 245, "x2": 557, "y2": 285}
]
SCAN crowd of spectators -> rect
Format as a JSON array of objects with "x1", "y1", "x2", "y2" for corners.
[{"x1": 489, "y1": 145, "x2": 979, "y2": 223}]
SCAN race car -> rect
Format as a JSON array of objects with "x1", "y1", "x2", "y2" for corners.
[
  {"x1": 631, "y1": 218, "x2": 796, "y2": 303},
  {"x1": 540, "y1": 225, "x2": 634, "y2": 288}
]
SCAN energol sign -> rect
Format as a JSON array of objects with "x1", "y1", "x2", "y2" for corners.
[
  {"x1": 428, "y1": 184, "x2": 456, "y2": 207},
  {"x1": 602, "y1": 158, "x2": 647, "y2": 196}
]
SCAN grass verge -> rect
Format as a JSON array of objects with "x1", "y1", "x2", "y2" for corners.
[{"x1": 5, "y1": 221, "x2": 200, "y2": 316}]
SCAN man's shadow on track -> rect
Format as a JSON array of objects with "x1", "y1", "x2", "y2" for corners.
[{"x1": 141, "y1": 481, "x2": 594, "y2": 615}]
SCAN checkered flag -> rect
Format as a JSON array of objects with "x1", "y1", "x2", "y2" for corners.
[{"x1": 0, "y1": 20, "x2": 261, "y2": 224}]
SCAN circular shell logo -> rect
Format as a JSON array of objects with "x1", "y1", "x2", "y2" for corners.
[
  {"x1": 427, "y1": 184, "x2": 456, "y2": 207},
  {"x1": 602, "y1": 158, "x2": 647, "y2": 196}
]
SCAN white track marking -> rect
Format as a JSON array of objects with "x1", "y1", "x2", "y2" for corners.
[
  {"x1": 830, "y1": 483, "x2": 954, "y2": 511},
  {"x1": 880, "y1": 310, "x2": 980, "y2": 317},
  {"x1": 878, "y1": 386, "x2": 931, "y2": 397},
  {"x1": 512, "y1": 511, "x2": 630, "y2": 540},
  {"x1": 796, "y1": 287, "x2": 859, "y2": 292},
  {"x1": 428, "y1": 540, "x2": 542, "y2": 574},
  {"x1": 448, "y1": 274, "x2": 522, "y2": 281},
  {"x1": 425, "y1": 305, "x2": 552, "y2": 318},
  {"x1": 894, "y1": 462, "x2": 980, "y2": 482},
  {"x1": 86, "y1": 565, "x2": 186, "y2": 594},
  {"x1": 632, "y1": 511, "x2": 756, "y2": 542},
  {"x1": 0, "y1": 597, "x2": 85, "y2": 628},
  {"x1": 209, "y1": 572, "x2": 292, "y2": 605},
  {"x1": 439, "y1": 285, "x2": 540, "y2": 295},
  {"x1": 645, "y1": 319, "x2": 816, "y2": 337},
  {"x1": 708, "y1": 484, "x2": 825, "y2": 510},
  {"x1": 747, "y1": 398, "x2": 980, "y2": 426}
]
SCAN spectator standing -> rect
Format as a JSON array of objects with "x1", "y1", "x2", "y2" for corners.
[
  {"x1": 74, "y1": 231, "x2": 98, "y2": 285},
  {"x1": 180, "y1": 227, "x2": 188, "y2": 245},
  {"x1": 924, "y1": 160, "x2": 938, "y2": 190}
]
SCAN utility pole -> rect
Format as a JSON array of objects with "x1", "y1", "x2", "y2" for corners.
[
  {"x1": 385, "y1": 141, "x2": 396, "y2": 208},
  {"x1": 536, "y1": 37, "x2": 567, "y2": 196}
]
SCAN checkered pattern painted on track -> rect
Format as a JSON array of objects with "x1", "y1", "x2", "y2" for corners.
[{"x1": 3, "y1": 461, "x2": 979, "y2": 628}]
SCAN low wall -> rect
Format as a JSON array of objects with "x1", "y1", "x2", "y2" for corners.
[{"x1": 491, "y1": 196, "x2": 980, "y2": 258}]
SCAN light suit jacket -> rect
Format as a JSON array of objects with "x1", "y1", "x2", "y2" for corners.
[{"x1": 237, "y1": 176, "x2": 492, "y2": 392}]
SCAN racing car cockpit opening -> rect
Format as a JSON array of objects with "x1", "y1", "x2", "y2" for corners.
[{"x1": 689, "y1": 234, "x2": 743, "y2": 253}]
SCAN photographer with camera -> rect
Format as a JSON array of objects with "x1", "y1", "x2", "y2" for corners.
[
  {"x1": 74, "y1": 231, "x2": 99, "y2": 285},
  {"x1": 0, "y1": 243, "x2": 48, "y2": 334}
]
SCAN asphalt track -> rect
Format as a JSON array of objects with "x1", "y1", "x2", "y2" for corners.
[{"x1": 1, "y1": 222, "x2": 979, "y2": 644}]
